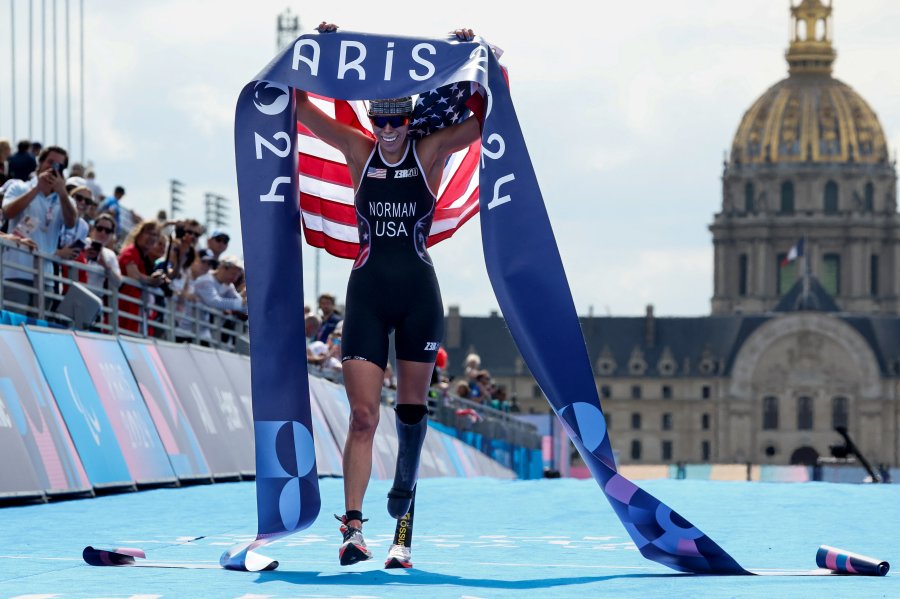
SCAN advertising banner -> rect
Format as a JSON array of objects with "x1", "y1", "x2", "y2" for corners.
[
  {"x1": 118, "y1": 338, "x2": 210, "y2": 481},
  {"x1": 308, "y1": 391, "x2": 344, "y2": 477},
  {"x1": 25, "y1": 327, "x2": 132, "y2": 488},
  {"x1": 186, "y1": 346, "x2": 255, "y2": 475},
  {"x1": 154, "y1": 342, "x2": 243, "y2": 478},
  {"x1": 0, "y1": 326, "x2": 90, "y2": 498},
  {"x1": 73, "y1": 333, "x2": 177, "y2": 485},
  {"x1": 215, "y1": 350, "x2": 254, "y2": 426}
]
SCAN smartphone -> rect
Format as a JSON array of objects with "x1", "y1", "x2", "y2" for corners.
[
  {"x1": 69, "y1": 239, "x2": 86, "y2": 250},
  {"x1": 90, "y1": 240, "x2": 103, "y2": 251},
  {"x1": 51, "y1": 162, "x2": 65, "y2": 175}
]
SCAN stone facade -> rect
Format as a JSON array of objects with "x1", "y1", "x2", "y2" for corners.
[{"x1": 444, "y1": 2, "x2": 899, "y2": 468}]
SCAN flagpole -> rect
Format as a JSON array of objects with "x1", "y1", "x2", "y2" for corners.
[{"x1": 802, "y1": 234, "x2": 810, "y2": 309}]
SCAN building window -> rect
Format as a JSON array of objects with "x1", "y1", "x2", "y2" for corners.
[
  {"x1": 631, "y1": 413, "x2": 642, "y2": 430},
  {"x1": 777, "y1": 253, "x2": 797, "y2": 295},
  {"x1": 662, "y1": 385, "x2": 673, "y2": 400},
  {"x1": 532, "y1": 384, "x2": 542, "y2": 398},
  {"x1": 780, "y1": 181, "x2": 795, "y2": 214},
  {"x1": 864, "y1": 182, "x2": 875, "y2": 212},
  {"x1": 631, "y1": 440, "x2": 642, "y2": 461},
  {"x1": 762, "y1": 396, "x2": 779, "y2": 430},
  {"x1": 797, "y1": 396, "x2": 814, "y2": 430},
  {"x1": 661, "y1": 413, "x2": 673, "y2": 430},
  {"x1": 661, "y1": 440, "x2": 673, "y2": 461},
  {"x1": 744, "y1": 182, "x2": 755, "y2": 213},
  {"x1": 702, "y1": 385, "x2": 711, "y2": 399},
  {"x1": 604, "y1": 412, "x2": 612, "y2": 430},
  {"x1": 600, "y1": 384, "x2": 611, "y2": 399},
  {"x1": 701, "y1": 441, "x2": 711, "y2": 461},
  {"x1": 631, "y1": 385, "x2": 642, "y2": 400},
  {"x1": 832, "y1": 396, "x2": 848, "y2": 430},
  {"x1": 739, "y1": 254, "x2": 748, "y2": 296},
  {"x1": 822, "y1": 253, "x2": 841, "y2": 295},
  {"x1": 870, "y1": 255, "x2": 879, "y2": 296},
  {"x1": 824, "y1": 180, "x2": 839, "y2": 214},
  {"x1": 702, "y1": 413, "x2": 711, "y2": 430}
]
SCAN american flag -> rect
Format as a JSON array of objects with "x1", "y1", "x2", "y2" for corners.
[{"x1": 297, "y1": 82, "x2": 483, "y2": 259}]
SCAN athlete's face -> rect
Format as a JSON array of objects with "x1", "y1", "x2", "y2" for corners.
[{"x1": 370, "y1": 114, "x2": 410, "y2": 154}]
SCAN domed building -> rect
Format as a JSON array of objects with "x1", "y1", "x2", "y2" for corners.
[
  {"x1": 443, "y1": 1, "x2": 899, "y2": 473},
  {"x1": 712, "y1": 0, "x2": 898, "y2": 314}
]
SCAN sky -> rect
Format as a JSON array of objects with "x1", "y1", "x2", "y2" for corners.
[{"x1": 2, "y1": 0, "x2": 899, "y2": 317}]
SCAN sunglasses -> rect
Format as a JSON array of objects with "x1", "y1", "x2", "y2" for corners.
[
  {"x1": 73, "y1": 194, "x2": 92, "y2": 203},
  {"x1": 94, "y1": 225, "x2": 114, "y2": 234},
  {"x1": 184, "y1": 230, "x2": 202, "y2": 237},
  {"x1": 370, "y1": 115, "x2": 410, "y2": 128}
]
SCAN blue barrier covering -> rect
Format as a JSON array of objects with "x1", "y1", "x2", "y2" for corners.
[
  {"x1": 1, "y1": 323, "x2": 523, "y2": 502},
  {"x1": 0, "y1": 326, "x2": 92, "y2": 499},
  {"x1": 25, "y1": 327, "x2": 133, "y2": 489},
  {"x1": 118, "y1": 338, "x2": 212, "y2": 481}
]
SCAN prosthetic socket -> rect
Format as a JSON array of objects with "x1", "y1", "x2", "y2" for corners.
[{"x1": 387, "y1": 405, "x2": 428, "y2": 518}]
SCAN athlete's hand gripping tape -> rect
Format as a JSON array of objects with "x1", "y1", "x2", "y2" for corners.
[{"x1": 387, "y1": 408, "x2": 428, "y2": 518}]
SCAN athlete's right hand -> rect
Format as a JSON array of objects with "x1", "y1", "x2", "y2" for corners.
[{"x1": 317, "y1": 22, "x2": 338, "y2": 33}]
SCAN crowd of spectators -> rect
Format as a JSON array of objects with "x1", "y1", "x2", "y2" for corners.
[
  {"x1": 0, "y1": 137, "x2": 244, "y2": 343},
  {"x1": 1, "y1": 139, "x2": 525, "y2": 414},
  {"x1": 435, "y1": 352, "x2": 520, "y2": 413}
]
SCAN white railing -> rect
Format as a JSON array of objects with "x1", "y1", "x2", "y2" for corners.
[{"x1": 0, "y1": 237, "x2": 249, "y2": 353}]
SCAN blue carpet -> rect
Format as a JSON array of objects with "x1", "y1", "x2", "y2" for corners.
[{"x1": 1, "y1": 478, "x2": 897, "y2": 598}]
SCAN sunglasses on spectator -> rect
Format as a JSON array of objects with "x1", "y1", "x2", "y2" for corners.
[
  {"x1": 73, "y1": 194, "x2": 92, "y2": 203},
  {"x1": 184, "y1": 230, "x2": 202, "y2": 237},
  {"x1": 94, "y1": 225, "x2": 115, "y2": 234},
  {"x1": 370, "y1": 115, "x2": 410, "y2": 128}
]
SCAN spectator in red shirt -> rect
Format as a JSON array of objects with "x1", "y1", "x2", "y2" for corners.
[{"x1": 117, "y1": 221, "x2": 166, "y2": 333}]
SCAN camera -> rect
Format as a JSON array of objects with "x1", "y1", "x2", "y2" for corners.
[
  {"x1": 51, "y1": 161, "x2": 64, "y2": 175},
  {"x1": 175, "y1": 225, "x2": 185, "y2": 239}
]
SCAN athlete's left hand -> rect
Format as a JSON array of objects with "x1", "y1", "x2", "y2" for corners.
[{"x1": 454, "y1": 28, "x2": 475, "y2": 41}]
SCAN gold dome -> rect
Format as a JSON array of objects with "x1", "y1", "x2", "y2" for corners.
[{"x1": 730, "y1": 1, "x2": 889, "y2": 165}]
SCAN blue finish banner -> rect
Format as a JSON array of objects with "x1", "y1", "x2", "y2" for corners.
[
  {"x1": 25, "y1": 327, "x2": 132, "y2": 488},
  {"x1": 229, "y1": 29, "x2": 745, "y2": 573}
]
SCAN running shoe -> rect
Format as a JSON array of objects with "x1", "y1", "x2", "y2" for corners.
[
  {"x1": 384, "y1": 543, "x2": 413, "y2": 569},
  {"x1": 336, "y1": 514, "x2": 372, "y2": 566}
]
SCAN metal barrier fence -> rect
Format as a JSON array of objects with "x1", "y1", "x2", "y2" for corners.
[
  {"x1": 2, "y1": 236, "x2": 540, "y2": 471},
  {"x1": 0, "y1": 237, "x2": 249, "y2": 353}
]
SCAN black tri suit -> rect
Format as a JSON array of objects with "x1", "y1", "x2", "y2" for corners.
[{"x1": 341, "y1": 140, "x2": 444, "y2": 371}]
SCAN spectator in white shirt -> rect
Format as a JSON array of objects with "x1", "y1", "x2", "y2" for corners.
[
  {"x1": 1, "y1": 145, "x2": 77, "y2": 308},
  {"x1": 192, "y1": 255, "x2": 247, "y2": 344}
]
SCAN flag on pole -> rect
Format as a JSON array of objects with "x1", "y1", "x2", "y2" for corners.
[{"x1": 781, "y1": 238, "x2": 804, "y2": 267}]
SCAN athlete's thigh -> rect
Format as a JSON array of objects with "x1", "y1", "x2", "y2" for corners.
[
  {"x1": 395, "y1": 359, "x2": 436, "y2": 406},
  {"x1": 341, "y1": 296, "x2": 392, "y2": 371},
  {"x1": 394, "y1": 289, "x2": 443, "y2": 364}
]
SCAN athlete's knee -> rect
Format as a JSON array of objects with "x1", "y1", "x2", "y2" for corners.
[{"x1": 349, "y1": 405, "x2": 380, "y2": 435}]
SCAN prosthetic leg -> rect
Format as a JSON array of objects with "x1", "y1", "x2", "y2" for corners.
[{"x1": 387, "y1": 404, "x2": 428, "y2": 519}]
